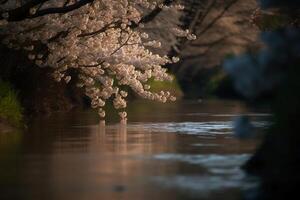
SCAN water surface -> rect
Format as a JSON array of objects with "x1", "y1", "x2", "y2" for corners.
[{"x1": 0, "y1": 100, "x2": 270, "y2": 200}]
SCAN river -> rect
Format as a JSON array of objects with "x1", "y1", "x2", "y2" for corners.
[{"x1": 0, "y1": 100, "x2": 270, "y2": 200}]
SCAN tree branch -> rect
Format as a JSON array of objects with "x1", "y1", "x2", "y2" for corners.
[
  {"x1": 131, "y1": 0, "x2": 175, "y2": 28},
  {"x1": 1, "y1": 0, "x2": 94, "y2": 21},
  {"x1": 197, "y1": 0, "x2": 239, "y2": 36}
]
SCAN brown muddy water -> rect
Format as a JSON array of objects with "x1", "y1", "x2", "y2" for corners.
[{"x1": 0, "y1": 100, "x2": 271, "y2": 200}]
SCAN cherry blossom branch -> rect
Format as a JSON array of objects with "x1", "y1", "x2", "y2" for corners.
[
  {"x1": 78, "y1": 21, "x2": 121, "y2": 37},
  {"x1": 78, "y1": 0, "x2": 176, "y2": 38},
  {"x1": 0, "y1": 0, "x2": 182, "y2": 121},
  {"x1": 110, "y1": 33, "x2": 134, "y2": 56}
]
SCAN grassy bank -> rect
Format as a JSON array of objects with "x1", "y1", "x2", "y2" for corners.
[
  {"x1": 0, "y1": 80, "x2": 23, "y2": 128},
  {"x1": 147, "y1": 75, "x2": 183, "y2": 97}
]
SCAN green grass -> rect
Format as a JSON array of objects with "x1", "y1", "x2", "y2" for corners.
[
  {"x1": 147, "y1": 75, "x2": 183, "y2": 97},
  {"x1": 204, "y1": 71, "x2": 227, "y2": 96},
  {"x1": 0, "y1": 81, "x2": 23, "y2": 127},
  {"x1": 256, "y1": 14, "x2": 290, "y2": 31}
]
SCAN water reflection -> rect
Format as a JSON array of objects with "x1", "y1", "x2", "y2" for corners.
[{"x1": 0, "y1": 100, "x2": 270, "y2": 200}]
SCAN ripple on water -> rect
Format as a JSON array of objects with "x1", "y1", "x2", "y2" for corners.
[
  {"x1": 186, "y1": 113, "x2": 272, "y2": 117},
  {"x1": 74, "y1": 120, "x2": 270, "y2": 137},
  {"x1": 125, "y1": 121, "x2": 270, "y2": 135},
  {"x1": 153, "y1": 154, "x2": 250, "y2": 170},
  {"x1": 151, "y1": 154, "x2": 259, "y2": 195}
]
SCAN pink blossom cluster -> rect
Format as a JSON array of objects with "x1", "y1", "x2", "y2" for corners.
[{"x1": 0, "y1": 0, "x2": 196, "y2": 122}]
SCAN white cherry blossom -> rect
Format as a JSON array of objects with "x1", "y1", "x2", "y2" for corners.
[{"x1": 0, "y1": 0, "x2": 196, "y2": 121}]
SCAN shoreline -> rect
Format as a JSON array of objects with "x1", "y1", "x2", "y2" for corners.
[{"x1": 0, "y1": 118, "x2": 18, "y2": 133}]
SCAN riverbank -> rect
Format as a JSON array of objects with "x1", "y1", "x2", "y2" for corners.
[
  {"x1": 0, "y1": 80, "x2": 23, "y2": 131},
  {"x1": 0, "y1": 119, "x2": 17, "y2": 133}
]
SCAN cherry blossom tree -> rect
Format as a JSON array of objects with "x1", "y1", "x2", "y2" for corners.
[{"x1": 0, "y1": 0, "x2": 195, "y2": 123}]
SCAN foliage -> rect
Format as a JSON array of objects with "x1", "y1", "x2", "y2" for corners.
[
  {"x1": 0, "y1": 0, "x2": 196, "y2": 122},
  {"x1": 147, "y1": 75, "x2": 182, "y2": 97},
  {"x1": 256, "y1": 14, "x2": 289, "y2": 30},
  {"x1": 0, "y1": 80, "x2": 23, "y2": 127},
  {"x1": 204, "y1": 71, "x2": 226, "y2": 96}
]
